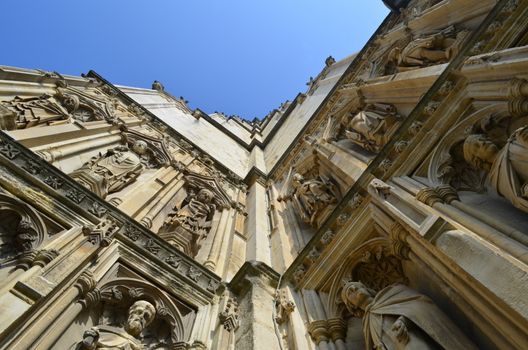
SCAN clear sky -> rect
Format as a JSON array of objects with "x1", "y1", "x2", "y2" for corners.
[{"x1": 1, "y1": 1, "x2": 389, "y2": 120}]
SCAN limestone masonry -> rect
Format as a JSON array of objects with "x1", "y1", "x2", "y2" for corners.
[{"x1": 0, "y1": 0, "x2": 527, "y2": 348}]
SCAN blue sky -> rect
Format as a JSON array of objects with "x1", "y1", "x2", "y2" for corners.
[{"x1": 1, "y1": 1, "x2": 388, "y2": 120}]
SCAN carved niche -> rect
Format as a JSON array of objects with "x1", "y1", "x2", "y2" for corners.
[
  {"x1": 327, "y1": 237, "x2": 408, "y2": 319},
  {"x1": 158, "y1": 172, "x2": 232, "y2": 257},
  {"x1": 73, "y1": 278, "x2": 186, "y2": 349},
  {"x1": 428, "y1": 92, "x2": 528, "y2": 213},
  {"x1": 386, "y1": 25, "x2": 469, "y2": 73},
  {"x1": 69, "y1": 129, "x2": 173, "y2": 199},
  {"x1": 0, "y1": 193, "x2": 47, "y2": 264},
  {"x1": 278, "y1": 157, "x2": 340, "y2": 228}
]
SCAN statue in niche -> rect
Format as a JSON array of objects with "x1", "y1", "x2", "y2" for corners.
[
  {"x1": 291, "y1": 172, "x2": 338, "y2": 226},
  {"x1": 463, "y1": 126, "x2": 528, "y2": 213},
  {"x1": 1, "y1": 94, "x2": 70, "y2": 129},
  {"x1": 341, "y1": 281, "x2": 477, "y2": 350},
  {"x1": 344, "y1": 103, "x2": 399, "y2": 152},
  {"x1": 162, "y1": 188, "x2": 216, "y2": 240},
  {"x1": 78, "y1": 300, "x2": 156, "y2": 350},
  {"x1": 70, "y1": 141, "x2": 148, "y2": 199},
  {"x1": 388, "y1": 26, "x2": 464, "y2": 71},
  {"x1": 0, "y1": 91, "x2": 105, "y2": 130}
]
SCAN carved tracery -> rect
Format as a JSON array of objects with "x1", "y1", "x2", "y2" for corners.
[{"x1": 327, "y1": 238, "x2": 408, "y2": 318}]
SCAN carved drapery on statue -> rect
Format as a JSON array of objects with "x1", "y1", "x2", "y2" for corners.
[
  {"x1": 387, "y1": 26, "x2": 468, "y2": 72},
  {"x1": 278, "y1": 165, "x2": 340, "y2": 228},
  {"x1": 428, "y1": 101, "x2": 528, "y2": 213},
  {"x1": 70, "y1": 130, "x2": 173, "y2": 199},
  {"x1": 0, "y1": 193, "x2": 47, "y2": 264},
  {"x1": 340, "y1": 103, "x2": 400, "y2": 153},
  {"x1": 0, "y1": 86, "x2": 125, "y2": 130},
  {"x1": 340, "y1": 281, "x2": 477, "y2": 350},
  {"x1": 158, "y1": 173, "x2": 232, "y2": 256},
  {"x1": 74, "y1": 278, "x2": 185, "y2": 349}
]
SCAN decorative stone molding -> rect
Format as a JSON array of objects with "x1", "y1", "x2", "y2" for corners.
[
  {"x1": 84, "y1": 216, "x2": 120, "y2": 247},
  {"x1": 219, "y1": 297, "x2": 240, "y2": 332},
  {"x1": 274, "y1": 289, "x2": 295, "y2": 325}
]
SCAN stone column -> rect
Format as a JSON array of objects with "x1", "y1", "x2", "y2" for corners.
[
  {"x1": 327, "y1": 318, "x2": 347, "y2": 350},
  {"x1": 9, "y1": 269, "x2": 97, "y2": 349},
  {"x1": 204, "y1": 208, "x2": 232, "y2": 271},
  {"x1": 245, "y1": 179, "x2": 272, "y2": 265},
  {"x1": 230, "y1": 262, "x2": 280, "y2": 350}
]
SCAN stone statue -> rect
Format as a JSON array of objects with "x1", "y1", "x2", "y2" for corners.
[
  {"x1": 70, "y1": 141, "x2": 148, "y2": 199},
  {"x1": 78, "y1": 300, "x2": 156, "y2": 350},
  {"x1": 388, "y1": 26, "x2": 459, "y2": 71},
  {"x1": 344, "y1": 103, "x2": 399, "y2": 152},
  {"x1": 164, "y1": 188, "x2": 216, "y2": 239},
  {"x1": 291, "y1": 173, "x2": 338, "y2": 226},
  {"x1": 463, "y1": 126, "x2": 528, "y2": 213},
  {"x1": 341, "y1": 281, "x2": 477, "y2": 350},
  {"x1": 1, "y1": 94, "x2": 71, "y2": 129}
]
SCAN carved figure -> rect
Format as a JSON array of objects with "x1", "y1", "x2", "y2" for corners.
[
  {"x1": 70, "y1": 141, "x2": 148, "y2": 199},
  {"x1": 291, "y1": 173, "x2": 338, "y2": 225},
  {"x1": 463, "y1": 126, "x2": 528, "y2": 213},
  {"x1": 164, "y1": 189, "x2": 216, "y2": 239},
  {"x1": 341, "y1": 281, "x2": 476, "y2": 350},
  {"x1": 1, "y1": 94, "x2": 70, "y2": 129},
  {"x1": 78, "y1": 300, "x2": 156, "y2": 350},
  {"x1": 344, "y1": 103, "x2": 399, "y2": 152},
  {"x1": 388, "y1": 26, "x2": 461, "y2": 71}
]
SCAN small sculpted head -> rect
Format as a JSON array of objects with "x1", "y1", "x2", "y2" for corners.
[
  {"x1": 292, "y1": 173, "x2": 304, "y2": 184},
  {"x1": 125, "y1": 300, "x2": 156, "y2": 337},
  {"x1": 132, "y1": 140, "x2": 148, "y2": 155},
  {"x1": 62, "y1": 94, "x2": 80, "y2": 112},
  {"x1": 341, "y1": 280, "x2": 375, "y2": 313},
  {"x1": 463, "y1": 134, "x2": 499, "y2": 171},
  {"x1": 197, "y1": 189, "x2": 214, "y2": 203}
]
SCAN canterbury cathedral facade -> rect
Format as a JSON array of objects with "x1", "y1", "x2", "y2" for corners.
[{"x1": 1, "y1": 0, "x2": 527, "y2": 348}]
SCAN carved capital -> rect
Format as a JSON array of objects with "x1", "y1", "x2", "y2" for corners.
[
  {"x1": 79, "y1": 288, "x2": 101, "y2": 309},
  {"x1": 32, "y1": 249, "x2": 60, "y2": 268},
  {"x1": 416, "y1": 185, "x2": 459, "y2": 206},
  {"x1": 74, "y1": 270, "x2": 97, "y2": 297},
  {"x1": 508, "y1": 97, "x2": 528, "y2": 118},
  {"x1": 16, "y1": 250, "x2": 39, "y2": 270},
  {"x1": 327, "y1": 318, "x2": 347, "y2": 342},
  {"x1": 416, "y1": 187, "x2": 443, "y2": 206},
  {"x1": 390, "y1": 222, "x2": 410, "y2": 260},
  {"x1": 508, "y1": 78, "x2": 528, "y2": 97},
  {"x1": 307, "y1": 320, "x2": 330, "y2": 345},
  {"x1": 435, "y1": 185, "x2": 459, "y2": 204}
]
